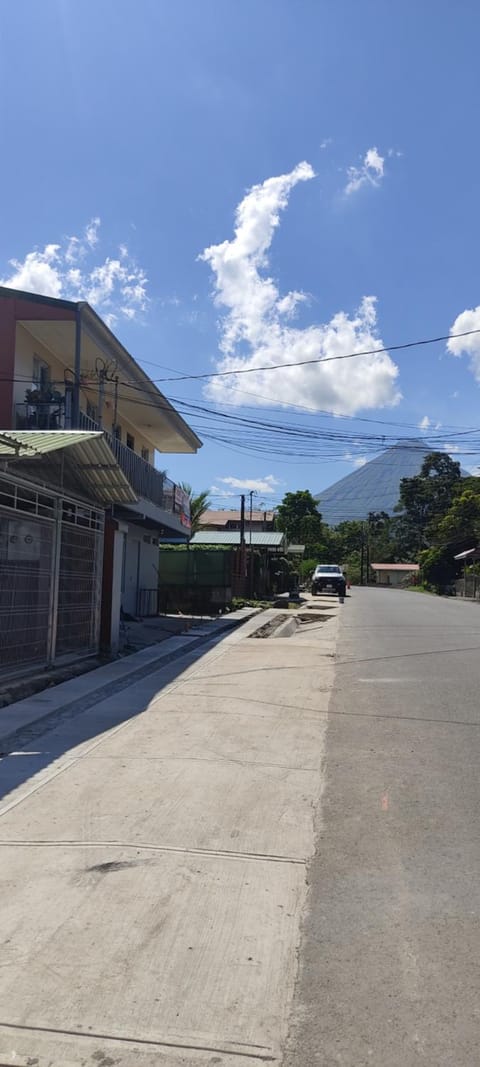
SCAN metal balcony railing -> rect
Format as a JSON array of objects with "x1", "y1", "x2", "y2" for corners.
[
  {"x1": 14, "y1": 403, "x2": 190, "y2": 524},
  {"x1": 16, "y1": 401, "x2": 66, "y2": 431},
  {"x1": 77, "y1": 412, "x2": 190, "y2": 524}
]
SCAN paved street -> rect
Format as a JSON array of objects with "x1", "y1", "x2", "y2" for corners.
[
  {"x1": 285, "y1": 588, "x2": 480, "y2": 1066},
  {"x1": 2, "y1": 589, "x2": 480, "y2": 1067}
]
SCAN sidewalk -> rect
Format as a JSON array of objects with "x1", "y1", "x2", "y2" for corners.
[
  {"x1": 0, "y1": 597, "x2": 340, "y2": 1066},
  {"x1": 0, "y1": 607, "x2": 260, "y2": 750}
]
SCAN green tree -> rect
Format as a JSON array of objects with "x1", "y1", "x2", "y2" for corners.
[
  {"x1": 367, "y1": 511, "x2": 397, "y2": 564},
  {"x1": 180, "y1": 483, "x2": 211, "y2": 535},
  {"x1": 419, "y1": 545, "x2": 456, "y2": 593},
  {"x1": 277, "y1": 490, "x2": 321, "y2": 538},
  {"x1": 396, "y1": 452, "x2": 462, "y2": 553},
  {"x1": 277, "y1": 490, "x2": 326, "y2": 557},
  {"x1": 436, "y1": 483, "x2": 480, "y2": 546},
  {"x1": 334, "y1": 520, "x2": 364, "y2": 555}
]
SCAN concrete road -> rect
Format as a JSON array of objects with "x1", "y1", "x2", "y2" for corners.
[
  {"x1": 0, "y1": 603, "x2": 340, "y2": 1067},
  {"x1": 285, "y1": 588, "x2": 480, "y2": 1066}
]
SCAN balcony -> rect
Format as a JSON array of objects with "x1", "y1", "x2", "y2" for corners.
[
  {"x1": 16, "y1": 398, "x2": 66, "y2": 431},
  {"x1": 79, "y1": 413, "x2": 191, "y2": 528},
  {"x1": 14, "y1": 402, "x2": 190, "y2": 530}
]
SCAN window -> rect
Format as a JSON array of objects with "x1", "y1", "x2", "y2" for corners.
[
  {"x1": 33, "y1": 355, "x2": 50, "y2": 388},
  {"x1": 126, "y1": 433, "x2": 135, "y2": 451},
  {"x1": 113, "y1": 425, "x2": 122, "y2": 441},
  {"x1": 141, "y1": 446, "x2": 149, "y2": 463}
]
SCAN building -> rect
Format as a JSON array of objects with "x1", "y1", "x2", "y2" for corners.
[
  {"x1": 0, "y1": 430, "x2": 133, "y2": 670},
  {"x1": 0, "y1": 286, "x2": 201, "y2": 669},
  {"x1": 188, "y1": 529, "x2": 296, "y2": 599},
  {"x1": 198, "y1": 509, "x2": 276, "y2": 532},
  {"x1": 371, "y1": 562, "x2": 419, "y2": 587}
]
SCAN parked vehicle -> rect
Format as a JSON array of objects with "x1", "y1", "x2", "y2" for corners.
[{"x1": 311, "y1": 564, "x2": 346, "y2": 598}]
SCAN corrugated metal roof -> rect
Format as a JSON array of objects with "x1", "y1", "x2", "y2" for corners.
[
  {"x1": 0, "y1": 430, "x2": 137, "y2": 505},
  {"x1": 371, "y1": 562, "x2": 419, "y2": 571},
  {"x1": 190, "y1": 530, "x2": 286, "y2": 547},
  {"x1": 0, "y1": 430, "x2": 97, "y2": 456}
]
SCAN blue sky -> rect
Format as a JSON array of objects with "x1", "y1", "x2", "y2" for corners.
[{"x1": 2, "y1": 0, "x2": 480, "y2": 509}]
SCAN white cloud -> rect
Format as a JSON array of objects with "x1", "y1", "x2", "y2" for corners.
[
  {"x1": 320, "y1": 138, "x2": 332, "y2": 150},
  {"x1": 276, "y1": 290, "x2": 308, "y2": 318},
  {"x1": 443, "y1": 443, "x2": 461, "y2": 454},
  {"x1": 1, "y1": 218, "x2": 148, "y2": 327},
  {"x1": 4, "y1": 244, "x2": 64, "y2": 297},
  {"x1": 200, "y1": 162, "x2": 400, "y2": 415},
  {"x1": 345, "y1": 146, "x2": 385, "y2": 195},
  {"x1": 418, "y1": 415, "x2": 431, "y2": 430},
  {"x1": 447, "y1": 306, "x2": 480, "y2": 381},
  {"x1": 450, "y1": 390, "x2": 459, "y2": 399},
  {"x1": 218, "y1": 474, "x2": 280, "y2": 495},
  {"x1": 344, "y1": 452, "x2": 367, "y2": 469},
  {"x1": 85, "y1": 217, "x2": 100, "y2": 248}
]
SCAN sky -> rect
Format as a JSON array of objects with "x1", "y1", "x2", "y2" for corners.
[{"x1": 2, "y1": 0, "x2": 480, "y2": 512}]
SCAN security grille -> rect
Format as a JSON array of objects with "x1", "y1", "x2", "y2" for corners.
[
  {"x1": 0, "y1": 513, "x2": 54, "y2": 668},
  {"x1": 0, "y1": 474, "x2": 104, "y2": 672},
  {"x1": 56, "y1": 516, "x2": 103, "y2": 655}
]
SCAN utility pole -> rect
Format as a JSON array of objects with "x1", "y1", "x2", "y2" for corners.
[
  {"x1": 360, "y1": 529, "x2": 365, "y2": 586},
  {"x1": 97, "y1": 368, "x2": 106, "y2": 429},
  {"x1": 239, "y1": 494, "x2": 246, "y2": 594},
  {"x1": 248, "y1": 489, "x2": 255, "y2": 597},
  {"x1": 72, "y1": 304, "x2": 83, "y2": 429},
  {"x1": 365, "y1": 522, "x2": 370, "y2": 586},
  {"x1": 113, "y1": 375, "x2": 119, "y2": 436}
]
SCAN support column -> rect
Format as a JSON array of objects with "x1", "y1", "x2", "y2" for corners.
[
  {"x1": 46, "y1": 498, "x2": 62, "y2": 664},
  {"x1": 100, "y1": 516, "x2": 128, "y2": 654},
  {"x1": 0, "y1": 298, "x2": 17, "y2": 427}
]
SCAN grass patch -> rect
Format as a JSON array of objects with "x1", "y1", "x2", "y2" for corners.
[{"x1": 231, "y1": 597, "x2": 270, "y2": 610}]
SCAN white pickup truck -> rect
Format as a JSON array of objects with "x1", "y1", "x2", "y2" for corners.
[{"x1": 311, "y1": 564, "x2": 346, "y2": 598}]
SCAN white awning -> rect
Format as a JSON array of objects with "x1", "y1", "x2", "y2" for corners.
[{"x1": 454, "y1": 547, "x2": 479, "y2": 560}]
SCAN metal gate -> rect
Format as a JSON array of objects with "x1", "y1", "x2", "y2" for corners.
[
  {"x1": 56, "y1": 501, "x2": 104, "y2": 656},
  {"x1": 0, "y1": 474, "x2": 104, "y2": 673}
]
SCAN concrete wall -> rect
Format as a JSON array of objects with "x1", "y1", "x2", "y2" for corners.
[{"x1": 375, "y1": 570, "x2": 415, "y2": 587}]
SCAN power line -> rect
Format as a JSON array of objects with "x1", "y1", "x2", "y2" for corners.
[
  {"x1": 132, "y1": 326, "x2": 480, "y2": 384},
  {"x1": 5, "y1": 369, "x2": 478, "y2": 436}
]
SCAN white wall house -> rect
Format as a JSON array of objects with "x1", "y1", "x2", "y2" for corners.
[{"x1": 371, "y1": 563, "x2": 419, "y2": 587}]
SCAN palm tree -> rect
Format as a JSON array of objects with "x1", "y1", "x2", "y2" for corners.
[{"x1": 180, "y1": 483, "x2": 211, "y2": 535}]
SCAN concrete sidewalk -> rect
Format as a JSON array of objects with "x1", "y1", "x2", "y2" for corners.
[
  {"x1": 0, "y1": 607, "x2": 260, "y2": 749},
  {"x1": 0, "y1": 597, "x2": 341, "y2": 1066}
]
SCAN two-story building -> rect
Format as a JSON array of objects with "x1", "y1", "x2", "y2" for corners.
[{"x1": 0, "y1": 286, "x2": 201, "y2": 672}]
